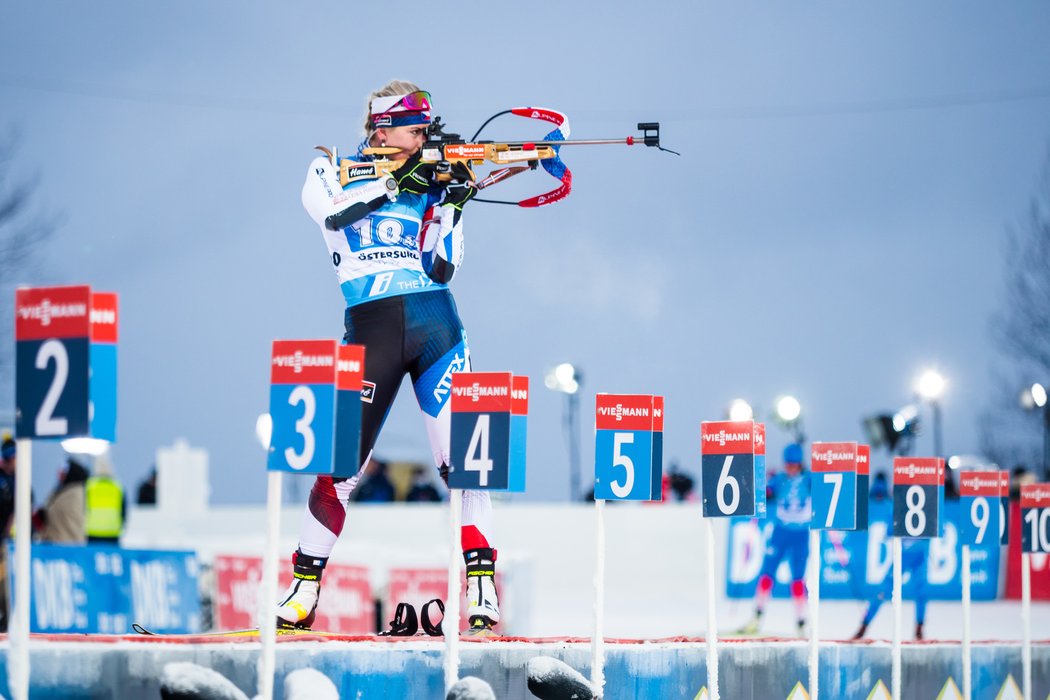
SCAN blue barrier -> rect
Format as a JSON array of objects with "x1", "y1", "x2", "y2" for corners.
[
  {"x1": 7, "y1": 544, "x2": 201, "y2": 633},
  {"x1": 726, "y1": 500, "x2": 1001, "y2": 600}
]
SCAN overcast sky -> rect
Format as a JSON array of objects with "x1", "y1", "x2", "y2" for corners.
[{"x1": 2, "y1": 2, "x2": 1050, "y2": 504}]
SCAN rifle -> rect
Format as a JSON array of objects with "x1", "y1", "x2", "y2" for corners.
[{"x1": 318, "y1": 107, "x2": 678, "y2": 210}]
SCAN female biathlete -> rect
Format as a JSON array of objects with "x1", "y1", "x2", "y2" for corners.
[{"x1": 276, "y1": 80, "x2": 499, "y2": 634}]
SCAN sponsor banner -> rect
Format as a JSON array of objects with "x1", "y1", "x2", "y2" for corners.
[
  {"x1": 271, "y1": 339, "x2": 337, "y2": 385},
  {"x1": 451, "y1": 372, "x2": 513, "y2": 413},
  {"x1": 511, "y1": 376, "x2": 529, "y2": 416},
  {"x1": 700, "y1": 421, "x2": 754, "y2": 455},
  {"x1": 508, "y1": 375, "x2": 528, "y2": 493},
  {"x1": 8, "y1": 544, "x2": 200, "y2": 634},
  {"x1": 15, "y1": 285, "x2": 92, "y2": 340},
  {"x1": 213, "y1": 555, "x2": 372, "y2": 633},
  {"x1": 1020, "y1": 483, "x2": 1050, "y2": 508},
  {"x1": 725, "y1": 500, "x2": 1000, "y2": 600},
  {"x1": 595, "y1": 394, "x2": 655, "y2": 432}
]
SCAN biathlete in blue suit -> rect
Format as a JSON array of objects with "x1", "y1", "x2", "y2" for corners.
[
  {"x1": 853, "y1": 537, "x2": 929, "y2": 640},
  {"x1": 739, "y1": 443, "x2": 812, "y2": 636},
  {"x1": 276, "y1": 81, "x2": 499, "y2": 634}
]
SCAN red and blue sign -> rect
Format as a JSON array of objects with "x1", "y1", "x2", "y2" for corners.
[
  {"x1": 268, "y1": 340, "x2": 364, "y2": 476},
  {"x1": 810, "y1": 441, "x2": 858, "y2": 530},
  {"x1": 855, "y1": 444, "x2": 870, "y2": 531},
  {"x1": 892, "y1": 457, "x2": 945, "y2": 538},
  {"x1": 15, "y1": 285, "x2": 118, "y2": 441},
  {"x1": 507, "y1": 375, "x2": 529, "y2": 493},
  {"x1": 1020, "y1": 483, "x2": 1050, "y2": 554},
  {"x1": 701, "y1": 420, "x2": 756, "y2": 517},
  {"x1": 959, "y1": 470, "x2": 1004, "y2": 547},
  {"x1": 449, "y1": 372, "x2": 522, "y2": 490},
  {"x1": 594, "y1": 394, "x2": 663, "y2": 501}
]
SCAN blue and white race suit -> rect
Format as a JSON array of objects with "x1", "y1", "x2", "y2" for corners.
[
  {"x1": 296, "y1": 140, "x2": 492, "y2": 557},
  {"x1": 760, "y1": 471, "x2": 813, "y2": 581}
]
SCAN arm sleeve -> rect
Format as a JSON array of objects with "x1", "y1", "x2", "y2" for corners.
[
  {"x1": 419, "y1": 204, "x2": 464, "y2": 284},
  {"x1": 301, "y1": 156, "x2": 392, "y2": 229}
]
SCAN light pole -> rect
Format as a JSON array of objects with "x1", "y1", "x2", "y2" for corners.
[
  {"x1": 1021, "y1": 383, "x2": 1049, "y2": 480},
  {"x1": 916, "y1": 369, "x2": 946, "y2": 457},
  {"x1": 545, "y1": 363, "x2": 582, "y2": 501}
]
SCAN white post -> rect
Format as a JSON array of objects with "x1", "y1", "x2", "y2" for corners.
[
  {"x1": 444, "y1": 489, "x2": 463, "y2": 693},
  {"x1": 591, "y1": 499, "x2": 606, "y2": 697},
  {"x1": 808, "y1": 529, "x2": 820, "y2": 700},
  {"x1": 1022, "y1": 552, "x2": 1031, "y2": 700},
  {"x1": 9, "y1": 439, "x2": 32, "y2": 700},
  {"x1": 705, "y1": 517, "x2": 720, "y2": 700},
  {"x1": 961, "y1": 544, "x2": 971, "y2": 700},
  {"x1": 892, "y1": 538, "x2": 902, "y2": 700},
  {"x1": 256, "y1": 470, "x2": 282, "y2": 700}
]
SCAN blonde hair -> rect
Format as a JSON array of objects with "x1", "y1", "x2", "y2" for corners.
[{"x1": 363, "y1": 79, "x2": 424, "y2": 136}]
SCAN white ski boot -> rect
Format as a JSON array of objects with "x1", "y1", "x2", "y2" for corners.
[
  {"x1": 464, "y1": 547, "x2": 500, "y2": 634},
  {"x1": 275, "y1": 551, "x2": 325, "y2": 629}
]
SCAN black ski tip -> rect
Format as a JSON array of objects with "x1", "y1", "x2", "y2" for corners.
[
  {"x1": 526, "y1": 656, "x2": 597, "y2": 699},
  {"x1": 446, "y1": 675, "x2": 496, "y2": 700},
  {"x1": 131, "y1": 623, "x2": 154, "y2": 635},
  {"x1": 159, "y1": 662, "x2": 249, "y2": 700}
]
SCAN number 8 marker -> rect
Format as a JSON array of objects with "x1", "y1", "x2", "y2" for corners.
[{"x1": 892, "y1": 457, "x2": 944, "y2": 539}]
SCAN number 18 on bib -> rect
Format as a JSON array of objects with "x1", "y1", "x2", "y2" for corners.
[
  {"x1": 700, "y1": 421, "x2": 756, "y2": 517},
  {"x1": 892, "y1": 457, "x2": 944, "y2": 538},
  {"x1": 268, "y1": 340, "x2": 364, "y2": 476},
  {"x1": 593, "y1": 394, "x2": 663, "y2": 501},
  {"x1": 1020, "y1": 483, "x2": 1050, "y2": 554},
  {"x1": 15, "y1": 285, "x2": 118, "y2": 441}
]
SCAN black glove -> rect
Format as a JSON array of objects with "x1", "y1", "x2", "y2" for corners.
[
  {"x1": 443, "y1": 162, "x2": 477, "y2": 211},
  {"x1": 391, "y1": 153, "x2": 437, "y2": 196}
]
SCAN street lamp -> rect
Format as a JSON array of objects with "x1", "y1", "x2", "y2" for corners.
[
  {"x1": 774, "y1": 395, "x2": 804, "y2": 443},
  {"x1": 545, "y1": 363, "x2": 582, "y2": 501},
  {"x1": 915, "y1": 369, "x2": 946, "y2": 457},
  {"x1": 1020, "y1": 383, "x2": 1049, "y2": 480}
]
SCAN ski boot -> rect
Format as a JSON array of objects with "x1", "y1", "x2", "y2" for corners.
[
  {"x1": 276, "y1": 550, "x2": 326, "y2": 629},
  {"x1": 464, "y1": 547, "x2": 500, "y2": 636},
  {"x1": 736, "y1": 610, "x2": 762, "y2": 635}
]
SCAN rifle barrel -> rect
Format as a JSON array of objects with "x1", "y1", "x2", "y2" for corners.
[{"x1": 504, "y1": 138, "x2": 635, "y2": 147}]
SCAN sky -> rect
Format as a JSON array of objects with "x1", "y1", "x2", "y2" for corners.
[{"x1": 2, "y1": 2, "x2": 1050, "y2": 504}]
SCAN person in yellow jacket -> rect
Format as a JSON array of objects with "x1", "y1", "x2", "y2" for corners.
[{"x1": 85, "y1": 455, "x2": 125, "y2": 545}]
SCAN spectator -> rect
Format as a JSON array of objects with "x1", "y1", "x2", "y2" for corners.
[
  {"x1": 136, "y1": 467, "x2": 157, "y2": 505},
  {"x1": 351, "y1": 459, "x2": 395, "y2": 503},
  {"x1": 37, "y1": 457, "x2": 89, "y2": 544},
  {"x1": 405, "y1": 466, "x2": 442, "y2": 503},
  {"x1": 85, "y1": 454, "x2": 126, "y2": 545},
  {"x1": 0, "y1": 437, "x2": 16, "y2": 541},
  {"x1": 667, "y1": 462, "x2": 696, "y2": 502}
]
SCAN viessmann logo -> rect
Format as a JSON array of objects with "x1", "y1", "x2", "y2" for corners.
[
  {"x1": 444, "y1": 144, "x2": 486, "y2": 160},
  {"x1": 961, "y1": 475, "x2": 999, "y2": 491},
  {"x1": 511, "y1": 389, "x2": 528, "y2": 401},
  {"x1": 597, "y1": 404, "x2": 649, "y2": 421},
  {"x1": 272, "y1": 351, "x2": 334, "y2": 374},
  {"x1": 18, "y1": 299, "x2": 88, "y2": 327},
  {"x1": 812, "y1": 449, "x2": 853, "y2": 465},
  {"x1": 453, "y1": 383, "x2": 509, "y2": 402},
  {"x1": 897, "y1": 463, "x2": 938, "y2": 478},
  {"x1": 702, "y1": 430, "x2": 751, "y2": 446},
  {"x1": 337, "y1": 359, "x2": 361, "y2": 374}
]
